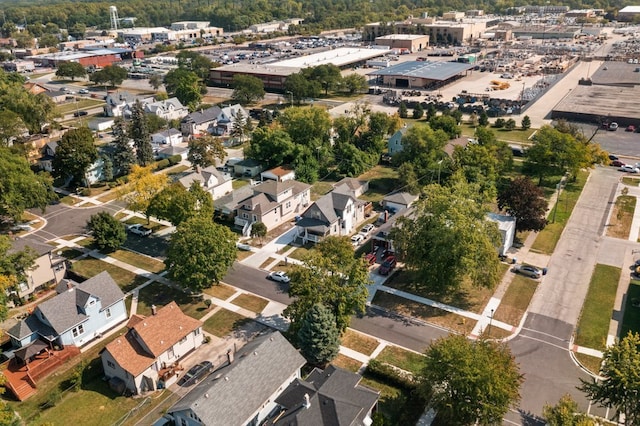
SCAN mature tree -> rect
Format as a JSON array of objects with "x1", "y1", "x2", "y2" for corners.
[
  {"x1": 452, "y1": 144, "x2": 499, "y2": 201},
  {"x1": 90, "y1": 65, "x2": 127, "y2": 87},
  {"x1": 284, "y1": 236, "x2": 370, "y2": 336},
  {"x1": 0, "y1": 72, "x2": 57, "y2": 133},
  {"x1": 341, "y1": 73, "x2": 368, "y2": 94},
  {"x1": 164, "y1": 68, "x2": 202, "y2": 109},
  {"x1": 278, "y1": 106, "x2": 332, "y2": 147},
  {"x1": 419, "y1": 335, "x2": 523, "y2": 425},
  {"x1": 297, "y1": 304, "x2": 341, "y2": 365},
  {"x1": 147, "y1": 182, "x2": 211, "y2": 226},
  {"x1": 68, "y1": 22, "x2": 86, "y2": 39},
  {"x1": 52, "y1": 127, "x2": 98, "y2": 186},
  {"x1": 245, "y1": 127, "x2": 296, "y2": 169},
  {"x1": 101, "y1": 154, "x2": 113, "y2": 182},
  {"x1": 176, "y1": 50, "x2": 213, "y2": 80},
  {"x1": 391, "y1": 174, "x2": 502, "y2": 292},
  {"x1": 38, "y1": 33, "x2": 59, "y2": 48},
  {"x1": 188, "y1": 182, "x2": 214, "y2": 219},
  {"x1": 87, "y1": 212, "x2": 126, "y2": 252},
  {"x1": 111, "y1": 117, "x2": 135, "y2": 176},
  {"x1": 175, "y1": 81, "x2": 203, "y2": 111},
  {"x1": 165, "y1": 217, "x2": 237, "y2": 292},
  {"x1": 13, "y1": 31, "x2": 35, "y2": 48},
  {"x1": 579, "y1": 332, "x2": 640, "y2": 426},
  {"x1": 398, "y1": 162, "x2": 421, "y2": 194},
  {"x1": 284, "y1": 72, "x2": 320, "y2": 103},
  {"x1": 55, "y1": 62, "x2": 87, "y2": 81},
  {"x1": 429, "y1": 114, "x2": 461, "y2": 139},
  {"x1": 521, "y1": 115, "x2": 531, "y2": 130},
  {"x1": 250, "y1": 221, "x2": 267, "y2": 245},
  {"x1": 231, "y1": 74, "x2": 265, "y2": 105},
  {"x1": 412, "y1": 103, "x2": 424, "y2": 119},
  {"x1": 543, "y1": 394, "x2": 594, "y2": 426},
  {"x1": 474, "y1": 127, "x2": 514, "y2": 175},
  {"x1": 302, "y1": 64, "x2": 342, "y2": 95},
  {"x1": 145, "y1": 114, "x2": 167, "y2": 134},
  {"x1": 393, "y1": 123, "x2": 449, "y2": 179},
  {"x1": 398, "y1": 102, "x2": 408, "y2": 118},
  {"x1": 0, "y1": 235, "x2": 37, "y2": 315},
  {"x1": 335, "y1": 141, "x2": 376, "y2": 177},
  {"x1": 148, "y1": 74, "x2": 163, "y2": 92},
  {"x1": 505, "y1": 118, "x2": 517, "y2": 130},
  {"x1": 119, "y1": 165, "x2": 168, "y2": 221},
  {"x1": 478, "y1": 110, "x2": 489, "y2": 127},
  {"x1": 498, "y1": 176, "x2": 548, "y2": 232},
  {"x1": 187, "y1": 134, "x2": 226, "y2": 169},
  {"x1": 0, "y1": 110, "x2": 26, "y2": 146},
  {"x1": 129, "y1": 101, "x2": 154, "y2": 166},
  {"x1": 0, "y1": 147, "x2": 55, "y2": 225}
]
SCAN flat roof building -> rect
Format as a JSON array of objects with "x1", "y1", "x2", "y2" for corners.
[
  {"x1": 618, "y1": 6, "x2": 640, "y2": 21},
  {"x1": 368, "y1": 60, "x2": 473, "y2": 89},
  {"x1": 375, "y1": 34, "x2": 430, "y2": 52}
]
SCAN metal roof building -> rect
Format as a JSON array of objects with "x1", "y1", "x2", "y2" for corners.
[{"x1": 368, "y1": 60, "x2": 474, "y2": 89}]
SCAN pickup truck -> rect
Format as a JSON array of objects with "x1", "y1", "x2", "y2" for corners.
[{"x1": 127, "y1": 224, "x2": 152, "y2": 237}]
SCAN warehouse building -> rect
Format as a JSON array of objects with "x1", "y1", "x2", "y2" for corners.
[
  {"x1": 368, "y1": 60, "x2": 473, "y2": 89},
  {"x1": 375, "y1": 34, "x2": 430, "y2": 52}
]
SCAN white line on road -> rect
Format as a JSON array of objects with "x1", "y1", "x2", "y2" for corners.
[
  {"x1": 518, "y1": 333, "x2": 571, "y2": 352},
  {"x1": 519, "y1": 327, "x2": 570, "y2": 342}
]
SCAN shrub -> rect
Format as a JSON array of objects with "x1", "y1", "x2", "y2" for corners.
[
  {"x1": 365, "y1": 359, "x2": 417, "y2": 390},
  {"x1": 155, "y1": 159, "x2": 170, "y2": 170},
  {"x1": 80, "y1": 188, "x2": 91, "y2": 196},
  {"x1": 168, "y1": 154, "x2": 182, "y2": 165},
  {"x1": 494, "y1": 118, "x2": 506, "y2": 128}
]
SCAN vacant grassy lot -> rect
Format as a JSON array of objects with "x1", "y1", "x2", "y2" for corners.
[
  {"x1": 357, "y1": 166, "x2": 400, "y2": 204},
  {"x1": 606, "y1": 195, "x2": 636, "y2": 239},
  {"x1": 341, "y1": 329, "x2": 380, "y2": 356},
  {"x1": 621, "y1": 279, "x2": 640, "y2": 338},
  {"x1": 230, "y1": 293, "x2": 268, "y2": 313},
  {"x1": 460, "y1": 123, "x2": 536, "y2": 144},
  {"x1": 375, "y1": 345, "x2": 424, "y2": 376},
  {"x1": 71, "y1": 258, "x2": 147, "y2": 292},
  {"x1": 531, "y1": 170, "x2": 589, "y2": 254},
  {"x1": 203, "y1": 308, "x2": 250, "y2": 337},
  {"x1": 311, "y1": 181, "x2": 336, "y2": 200},
  {"x1": 137, "y1": 282, "x2": 210, "y2": 319},
  {"x1": 493, "y1": 275, "x2": 538, "y2": 326},
  {"x1": 56, "y1": 99, "x2": 104, "y2": 114},
  {"x1": 575, "y1": 264, "x2": 621, "y2": 351},
  {"x1": 330, "y1": 354, "x2": 363, "y2": 373},
  {"x1": 203, "y1": 283, "x2": 237, "y2": 300},
  {"x1": 108, "y1": 249, "x2": 165, "y2": 273}
]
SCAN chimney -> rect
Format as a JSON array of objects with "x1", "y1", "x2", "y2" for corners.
[
  {"x1": 151, "y1": 305, "x2": 157, "y2": 315},
  {"x1": 303, "y1": 393, "x2": 311, "y2": 409},
  {"x1": 384, "y1": 210, "x2": 389, "y2": 223},
  {"x1": 227, "y1": 349, "x2": 234, "y2": 364},
  {"x1": 196, "y1": 165, "x2": 201, "y2": 174},
  {"x1": 66, "y1": 281, "x2": 73, "y2": 290}
]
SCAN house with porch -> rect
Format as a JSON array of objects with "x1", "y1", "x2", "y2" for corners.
[
  {"x1": 180, "y1": 106, "x2": 222, "y2": 137},
  {"x1": 151, "y1": 128, "x2": 183, "y2": 145},
  {"x1": 234, "y1": 180, "x2": 311, "y2": 236},
  {"x1": 212, "y1": 104, "x2": 249, "y2": 136},
  {"x1": 178, "y1": 165, "x2": 233, "y2": 200},
  {"x1": 100, "y1": 302, "x2": 204, "y2": 395},
  {"x1": 103, "y1": 91, "x2": 155, "y2": 117},
  {"x1": 144, "y1": 97, "x2": 188, "y2": 121}
]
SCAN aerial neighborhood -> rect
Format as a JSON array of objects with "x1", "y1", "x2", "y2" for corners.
[{"x1": 1, "y1": 0, "x2": 640, "y2": 425}]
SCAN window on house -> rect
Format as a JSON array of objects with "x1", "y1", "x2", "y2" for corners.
[
  {"x1": 180, "y1": 419, "x2": 187, "y2": 426},
  {"x1": 107, "y1": 360, "x2": 115, "y2": 369},
  {"x1": 72, "y1": 324, "x2": 85, "y2": 338},
  {"x1": 194, "y1": 328, "x2": 201, "y2": 336},
  {"x1": 180, "y1": 336, "x2": 187, "y2": 344},
  {"x1": 285, "y1": 201, "x2": 291, "y2": 209},
  {"x1": 105, "y1": 308, "x2": 112, "y2": 319},
  {"x1": 243, "y1": 213, "x2": 249, "y2": 219}
]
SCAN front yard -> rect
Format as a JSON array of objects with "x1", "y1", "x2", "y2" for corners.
[
  {"x1": 136, "y1": 282, "x2": 211, "y2": 319},
  {"x1": 70, "y1": 258, "x2": 147, "y2": 292},
  {"x1": 203, "y1": 308, "x2": 251, "y2": 337}
]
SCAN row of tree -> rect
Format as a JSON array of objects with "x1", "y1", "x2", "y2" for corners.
[{"x1": 284, "y1": 64, "x2": 368, "y2": 102}]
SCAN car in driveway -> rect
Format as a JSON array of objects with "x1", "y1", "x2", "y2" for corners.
[
  {"x1": 360, "y1": 224, "x2": 375, "y2": 235},
  {"x1": 268, "y1": 271, "x2": 290, "y2": 283},
  {"x1": 608, "y1": 154, "x2": 619, "y2": 161},
  {"x1": 73, "y1": 111, "x2": 88, "y2": 117},
  {"x1": 351, "y1": 234, "x2": 365, "y2": 246},
  {"x1": 364, "y1": 252, "x2": 377, "y2": 266},
  {"x1": 514, "y1": 264, "x2": 542, "y2": 279},
  {"x1": 378, "y1": 255, "x2": 397, "y2": 275},
  {"x1": 178, "y1": 361, "x2": 213, "y2": 386},
  {"x1": 619, "y1": 165, "x2": 639, "y2": 173},
  {"x1": 126, "y1": 224, "x2": 152, "y2": 237},
  {"x1": 611, "y1": 160, "x2": 625, "y2": 167}
]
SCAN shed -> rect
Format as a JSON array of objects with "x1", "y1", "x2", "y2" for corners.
[
  {"x1": 382, "y1": 192, "x2": 418, "y2": 212},
  {"x1": 234, "y1": 158, "x2": 263, "y2": 177},
  {"x1": 487, "y1": 213, "x2": 516, "y2": 256}
]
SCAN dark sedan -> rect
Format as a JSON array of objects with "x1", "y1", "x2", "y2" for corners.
[{"x1": 178, "y1": 361, "x2": 213, "y2": 386}]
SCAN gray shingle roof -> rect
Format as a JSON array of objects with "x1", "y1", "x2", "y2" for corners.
[
  {"x1": 182, "y1": 106, "x2": 222, "y2": 125},
  {"x1": 383, "y1": 191, "x2": 418, "y2": 207},
  {"x1": 169, "y1": 331, "x2": 305, "y2": 426}
]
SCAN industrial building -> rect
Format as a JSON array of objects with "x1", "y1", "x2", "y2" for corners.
[
  {"x1": 364, "y1": 17, "x2": 487, "y2": 45},
  {"x1": 375, "y1": 34, "x2": 430, "y2": 52},
  {"x1": 368, "y1": 60, "x2": 474, "y2": 89},
  {"x1": 26, "y1": 48, "x2": 141, "y2": 68},
  {"x1": 618, "y1": 6, "x2": 640, "y2": 21}
]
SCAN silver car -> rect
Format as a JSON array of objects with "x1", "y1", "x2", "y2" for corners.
[{"x1": 514, "y1": 264, "x2": 542, "y2": 279}]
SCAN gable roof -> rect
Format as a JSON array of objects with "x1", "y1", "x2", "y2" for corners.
[
  {"x1": 182, "y1": 106, "x2": 222, "y2": 125},
  {"x1": 333, "y1": 177, "x2": 367, "y2": 193},
  {"x1": 169, "y1": 331, "x2": 305, "y2": 426},
  {"x1": 178, "y1": 165, "x2": 229, "y2": 189},
  {"x1": 103, "y1": 302, "x2": 202, "y2": 377},
  {"x1": 144, "y1": 97, "x2": 186, "y2": 114},
  {"x1": 271, "y1": 365, "x2": 380, "y2": 426},
  {"x1": 383, "y1": 192, "x2": 418, "y2": 208}
]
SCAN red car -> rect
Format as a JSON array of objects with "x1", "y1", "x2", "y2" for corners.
[
  {"x1": 626, "y1": 125, "x2": 636, "y2": 132},
  {"x1": 379, "y1": 255, "x2": 397, "y2": 275},
  {"x1": 611, "y1": 160, "x2": 625, "y2": 167},
  {"x1": 364, "y1": 253, "x2": 376, "y2": 266}
]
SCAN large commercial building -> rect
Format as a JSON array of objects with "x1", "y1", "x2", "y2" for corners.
[
  {"x1": 26, "y1": 48, "x2": 140, "y2": 68},
  {"x1": 368, "y1": 60, "x2": 473, "y2": 89},
  {"x1": 117, "y1": 24, "x2": 223, "y2": 44},
  {"x1": 364, "y1": 17, "x2": 487, "y2": 45},
  {"x1": 375, "y1": 34, "x2": 430, "y2": 52},
  {"x1": 618, "y1": 6, "x2": 640, "y2": 21}
]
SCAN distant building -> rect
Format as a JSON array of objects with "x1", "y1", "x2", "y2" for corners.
[
  {"x1": 618, "y1": 6, "x2": 640, "y2": 21},
  {"x1": 375, "y1": 34, "x2": 430, "y2": 52}
]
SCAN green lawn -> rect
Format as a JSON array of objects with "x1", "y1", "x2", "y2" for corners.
[
  {"x1": 56, "y1": 99, "x2": 104, "y2": 114},
  {"x1": 137, "y1": 282, "x2": 210, "y2": 319},
  {"x1": 232, "y1": 179, "x2": 250, "y2": 190},
  {"x1": 622, "y1": 177, "x2": 640, "y2": 187},
  {"x1": 493, "y1": 275, "x2": 538, "y2": 326},
  {"x1": 203, "y1": 308, "x2": 251, "y2": 337},
  {"x1": 71, "y1": 258, "x2": 148, "y2": 292},
  {"x1": 330, "y1": 354, "x2": 363, "y2": 373},
  {"x1": 107, "y1": 249, "x2": 165, "y2": 273},
  {"x1": 122, "y1": 216, "x2": 168, "y2": 233},
  {"x1": 375, "y1": 345, "x2": 424, "y2": 376},
  {"x1": 311, "y1": 181, "x2": 336, "y2": 201},
  {"x1": 575, "y1": 264, "x2": 621, "y2": 351},
  {"x1": 460, "y1": 123, "x2": 537, "y2": 144},
  {"x1": 59, "y1": 248, "x2": 84, "y2": 260},
  {"x1": 289, "y1": 243, "x2": 315, "y2": 261},
  {"x1": 357, "y1": 166, "x2": 400, "y2": 204},
  {"x1": 575, "y1": 352, "x2": 602, "y2": 375},
  {"x1": 165, "y1": 164, "x2": 190, "y2": 175},
  {"x1": 203, "y1": 283, "x2": 237, "y2": 300},
  {"x1": 230, "y1": 293, "x2": 268, "y2": 313},
  {"x1": 621, "y1": 279, "x2": 640, "y2": 338},
  {"x1": 531, "y1": 170, "x2": 589, "y2": 254}
]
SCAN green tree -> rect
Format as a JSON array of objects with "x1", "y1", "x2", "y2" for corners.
[
  {"x1": 521, "y1": 115, "x2": 531, "y2": 130},
  {"x1": 90, "y1": 65, "x2": 127, "y2": 87},
  {"x1": 176, "y1": 50, "x2": 213, "y2": 80},
  {"x1": 38, "y1": 33, "x2": 59, "y2": 48},
  {"x1": 494, "y1": 118, "x2": 506, "y2": 128},
  {"x1": 187, "y1": 134, "x2": 226, "y2": 169},
  {"x1": 245, "y1": 127, "x2": 296, "y2": 169},
  {"x1": 52, "y1": 127, "x2": 98, "y2": 186},
  {"x1": 111, "y1": 117, "x2": 135, "y2": 176},
  {"x1": 302, "y1": 64, "x2": 342, "y2": 95},
  {"x1": 391, "y1": 174, "x2": 502, "y2": 292},
  {"x1": 0, "y1": 147, "x2": 55, "y2": 225},
  {"x1": 284, "y1": 236, "x2": 370, "y2": 336},
  {"x1": 87, "y1": 212, "x2": 126, "y2": 252},
  {"x1": 250, "y1": 221, "x2": 267, "y2": 245},
  {"x1": 297, "y1": 303, "x2": 340, "y2": 365},
  {"x1": 505, "y1": 118, "x2": 516, "y2": 130},
  {"x1": 129, "y1": 101, "x2": 154, "y2": 166},
  {"x1": 478, "y1": 111, "x2": 489, "y2": 127},
  {"x1": 164, "y1": 68, "x2": 202, "y2": 109},
  {"x1": 0, "y1": 110, "x2": 26, "y2": 146},
  {"x1": 119, "y1": 165, "x2": 169, "y2": 221},
  {"x1": 147, "y1": 182, "x2": 212, "y2": 226},
  {"x1": 497, "y1": 176, "x2": 548, "y2": 232},
  {"x1": 55, "y1": 62, "x2": 87, "y2": 81},
  {"x1": 398, "y1": 102, "x2": 408, "y2": 119},
  {"x1": 341, "y1": 73, "x2": 368, "y2": 94},
  {"x1": 579, "y1": 332, "x2": 640, "y2": 426},
  {"x1": 0, "y1": 235, "x2": 37, "y2": 313},
  {"x1": 148, "y1": 74, "x2": 163, "y2": 91},
  {"x1": 101, "y1": 154, "x2": 113, "y2": 182},
  {"x1": 284, "y1": 72, "x2": 320, "y2": 103},
  {"x1": 165, "y1": 217, "x2": 237, "y2": 292},
  {"x1": 279, "y1": 106, "x2": 332, "y2": 148},
  {"x1": 412, "y1": 103, "x2": 424, "y2": 119},
  {"x1": 68, "y1": 22, "x2": 86, "y2": 39},
  {"x1": 231, "y1": 74, "x2": 265, "y2": 105},
  {"x1": 393, "y1": 124, "x2": 449, "y2": 179},
  {"x1": 429, "y1": 114, "x2": 461, "y2": 139},
  {"x1": 543, "y1": 394, "x2": 594, "y2": 426},
  {"x1": 419, "y1": 335, "x2": 523, "y2": 425},
  {"x1": 452, "y1": 144, "x2": 498, "y2": 201}
]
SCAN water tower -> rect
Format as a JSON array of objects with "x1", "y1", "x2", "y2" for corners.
[{"x1": 110, "y1": 6, "x2": 119, "y2": 31}]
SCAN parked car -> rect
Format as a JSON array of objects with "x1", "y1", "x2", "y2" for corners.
[
  {"x1": 514, "y1": 264, "x2": 542, "y2": 279},
  {"x1": 626, "y1": 125, "x2": 636, "y2": 132},
  {"x1": 360, "y1": 224, "x2": 375, "y2": 235},
  {"x1": 619, "y1": 165, "x2": 639, "y2": 173},
  {"x1": 611, "y1": 160, "x2": 625, "y2": 167},
  {"x1": 79, "y1": 88, "x2": 89, "y2": 94},
  {"x1": 73, "y1": 111, "x2": 88, "y2": 117},
  {"x1": 608, "y1": 154, "x2": 619, "y2": 161},
  {"x1": 609, "y1": 122, "x2": 619, "y2": 131},
  {"x1": 268, "y1": 271, "x2": 290, "y2": 283},
  {"x1": 178, "y1": 361, "x2": 213, "y2": 386},
  {"x1": 351, "y1": 234, "x2": 365, "y2": 246},
  {"x1": 126, "y1": 224, "x2": 152, "y2": 237},
  {"x1": 378, "y1": 255, "x2": 397, "y2": 275},
  {"x1": 364, "y1": 253, "x2": 376, "y2": 266}
]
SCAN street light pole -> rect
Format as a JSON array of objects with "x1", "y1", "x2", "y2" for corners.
[
  {"x1": 285, "y1": 91, "x2": 293, "y2": 106},
  {"x1": 488, "y1": 308, "x2": 494, "y2": 335}
]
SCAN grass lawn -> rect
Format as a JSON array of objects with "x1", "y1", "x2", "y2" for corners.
[
  {"x1": 606, "y1": 195, "x2": 636, "y2": 239},
  {"x1": 575, "y1": 353, "x2": 602, "y2": 375},
  {"x1": 96, "y1": 189, "x2": 121, "y2": 203},
  {"x1": 311, "y1": 180, "x2": 336, "y2": 201},
  {"x1": 232, "y1": 179, "x2": 250, "y2": 190},
  {"x1": 107, "y1": 249, "x2": 165, "y2": 273},
  {"x1": 71, "y1": 258, "x2": 147, "y2": 292},
  {"x1": 373, "y1": 292, "x2": 475, "y2": 335},
  {"x1": 357, "y1": 166, "x2": 400, "y2": 205},
  {"x1": 622, "y1": 177, "x2": 640, "y2": 187},
  {"x1": 122, "y1": 216, "x2": 168, "y2": 233},
  {"x1": 230, "y1": 293, "x2": 268, "y2": 313},
  {"x1": 59, "y1": 194, "x2": 81, "y2": 205},
  {"x1": 574, "y1": 264, "x2": 621, "y2": 351},
  {"x1": 375, "y1": 345, "x2": 425, "y2": 376},
  {"x1": 164, "y1": 164, "x2": 190, "y2": 175},
  {"x1": 460, "y1": 123, "x2": 536, "y2": 144},
  {"x1": 330, "y1": 354, "x2": 363, "y2": 373},
  {"x1": 202, "y1": 308, "x2": 251, "y2": 337},
  {"x1": 493, "y1": 275, "x2": 538, "y2": 326},
  {"x1": 259, "y1": 257, "x2": 277, "y2": 269},
  {"x1": 203, "y1": 283, "x2": 237, "y2": 300},
  {"x1": 359, "y1": 377, "x2": 424, "y2": 425},
  {"x1": 621, "y1": 279, "x2": 640, "y2": 338},
  {"x1": 289, "y1": 242, "x2": 315, "y2": 261},
  {"x1": 341, "y1": 329, "x2": 380, "y2": 356},
  {"x1": 137, "y1": 282, "x2": 210, "y2": 319},
  {"x1": 59, "y1": 248, "x2": 84, "y2": 260},
  {"x1": 76, "y1": 237, "x2": 95, "y2": 248},
  {"x1": 236, "y1": 248, "x2": 254, "y2": 261},
  {"x1": 56, "y1": 99, "x2": 104, "y2": 114},
  {"x1": 531, "y1": 170, "x2": 589, "y2": 254}
]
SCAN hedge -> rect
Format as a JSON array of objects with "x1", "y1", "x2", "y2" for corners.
[
  {"x1": 168, "y1": 154, "x2": 182, "y2": 165},
  {"x1": 155, "y1": 159, "x2": 170, "y2": 170},
  {"x1": 365, "y1": 359, "x2": 417, "y2": 390}
]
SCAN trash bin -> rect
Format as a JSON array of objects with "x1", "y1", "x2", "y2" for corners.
[
  {"x1": 542, "y1": 268, "x2": 548, "y2": 275},
  {"x1": 512, "y1": 257, "x2": 517, "y2": 265}
]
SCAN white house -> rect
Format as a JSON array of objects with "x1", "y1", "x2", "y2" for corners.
[
  {"x1": 382, "y1": 192, "x2": 418, "y2": 213},
  {"x1": 487, "y1": 212, "x2": 516, "y2": 256},
  {"x1": 100, "y1": 302, "x2": 204, "y2": 395},
  {"x1": 151, "y1": 128, "x2": 183, "y2": 145},
  {"x1": 103, "y1": 92, "x2": 154, "y2": 117},
  {"x1": 178, "y1": 165, "x2": 233, "y2": 200},
  {"x1": 214, "y1": 104, "x2": 249, "y2": 136},
  {"x1": 180, "y1": 106, "x2": 222, "y2": 137},
  {"x1": 144, "y1": 98, "x2": 188, "y2": 121},
  {"x1": 261, "y1": 165, "x2": 295, "y2": 182}
]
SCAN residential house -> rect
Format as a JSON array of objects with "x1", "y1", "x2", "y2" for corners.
[
  {"x1": 382, "y1": 191, "x2": 418, "y2": 213},
  {"x1": 213, "y1": 104, "x2": 249, "y2": 136},
  {"x1": 23, "y1": 81, "x2": 48, "y2": 95},
  {"x1": 267, "y1": 365, "x2": 380, "y2": 426},
  {"x1": 8, "y1": 238, "x2": 67, "y2": 302},
  {"x1": 39, "y1": 141, "x2": 115, "y2": 185},
  {"x1": 165, "y1": 331, "x2": 306, "y2": 426},
  {"x1": 157, "y1": 145, "x2": 188, "y2": 160},
  {"x1": 88, "y1": 117, "x2": 116, "y2": 132},
  {"x1": 235, "y1": 179, "x2": 311, "y2": 235},
  {"x1": 261, "y1": 165, "x2": 295, "y2": 182},
  {"x1": 38, "y1": 141, "x2": 58, "y2": 173},
  {"x1": 100, "y1": 302, "x2": 204, "y2": 395},
  {"x1": 180, "y1": 106, "x2": 222, "y2": 137},
  {"x1": 178, "y1": 165, "x2": 233, "y2": 200},
  {"x1": 103, "y1": 92, "x2": 154, "y2": 117},
  {"x1": 387, "y1": 127, "x2": 407, "y2": 155},
  {"x1": 233, "y1": 158, "x2": 263, "y2": 178},
  {"x1": 487, "y1": 213, "x2": 516, "y2": 256},
  {"x1": 151, "y1": 128, "x2": 183, "y2": 145},
  {"x1": 43, "y1": 90, "x2": 68, "y2": 104},
  {"x1": 214, "y1": 185, "x2": 253, "y2": 218},
  {"x1": 6, "y1": 271, "x2": 127, "y2": 350},
  {"x1": 144, "y1": 97, "x2": 188, "y2": 121},
  {"x1": 333, "y1": 177, "x2": 370, "y2": 198}
]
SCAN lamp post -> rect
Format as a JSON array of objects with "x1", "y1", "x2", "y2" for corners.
[
  {"x1": 488, "y1": 308, "x2": 494, "y2": 335},
  {"x1": 285, "y1": 90, "x2": 293, "y2": 106}
]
